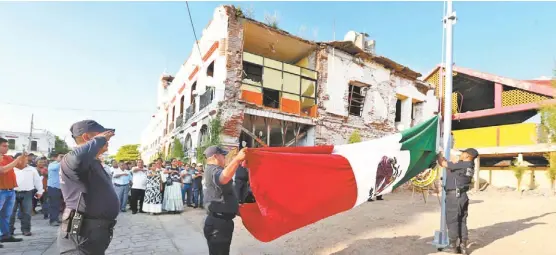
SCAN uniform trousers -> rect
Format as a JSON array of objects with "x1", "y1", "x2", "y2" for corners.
[
  {"x1": 204, "y1": 213, "x2": 234, "y2": 255},
  {"x1": 445, "y1": 190, "x2": 469, "y2": 242},
  {"x1": 58, "y1": 209, "x2": 117, "y2": 255}
]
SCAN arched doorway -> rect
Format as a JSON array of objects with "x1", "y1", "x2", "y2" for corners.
[
  {"x1": 199, "y1": 125, "x2": 209, "y2": 146},
  {"x1": 184, "y1": 133, "x2": 192, "y2": 156}
]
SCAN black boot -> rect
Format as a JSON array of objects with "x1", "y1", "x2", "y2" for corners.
[
  {"x1": 443, "y1": 240, "x2": 461, "y2": 254},
  {"x1": 460, "y1": 240, "x2": 469, "y2": 255}
]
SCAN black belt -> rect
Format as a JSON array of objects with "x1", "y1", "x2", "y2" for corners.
[
  {"x1": 0, "y1": 189, "x2": 14, "y2": 191},
  {"x1": 210, "y1": 212, "x2": 236, "y2": 220},
  {"x1": 114, "y1": 183, "x2": 129, "y2": 187}
]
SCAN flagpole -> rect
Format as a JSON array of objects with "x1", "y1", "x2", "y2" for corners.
[{"x1": 432, "y1": 0, "x2": 456, "y2": 250}]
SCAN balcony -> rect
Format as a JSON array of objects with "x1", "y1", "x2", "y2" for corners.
[
  {"x1": 199, "y1": 88, "x2": 214, "y2": 111},
  {"x1": 175, "y1": 114, "x2": 184, "y2": 129},
  {"x1": 184, "y1": 105, "x2": 194, "y2": 124},
  {"x1": 452, "y1": 123, "x2": 541, "y2": 149},
  {"x1": 168, "y1": 122, "x2": 175, "y2": 133}
]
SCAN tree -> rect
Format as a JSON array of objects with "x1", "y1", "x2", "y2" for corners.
[
  {"x1": 545, "y1": 152, "x2": 556, "y2": 193},
  {"x1": 196, "y1": 115, "x2": 223, "y2": 163},
  {"x1": 348, "y1": 130, "x2": 362, "y2": 144},
  {"x1": 114, "y1": 144, "x2": 140, "y2": 162},
  {"x1": 54, "y1": 136, "x2": 70, "y2": 154},
  {"x1": 510, "y1": 159, "x2": 527, "y2": 192},
  {"x1": 170, "y1": 138, "x2": 185, "y2": 160},
  {"x1": 540, "y1": 70, "x2": 556, "y2": 193}
]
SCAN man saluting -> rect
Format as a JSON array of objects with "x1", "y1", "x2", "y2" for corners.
[{"x1": 58, "y1": 120, "x2": 119, "y2": 254}]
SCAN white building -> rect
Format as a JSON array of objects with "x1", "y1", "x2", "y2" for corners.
[
  {"x1": 140, "y1": 5, "x2": 437, "y2": 164},
  {"x1": 0, "y1": 130, "x2": 55, "y2": 157}
]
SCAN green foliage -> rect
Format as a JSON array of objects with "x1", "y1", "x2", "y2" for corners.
[
  {"x1": 545, "y1": 152, "x2": 556, "y2": 191},
  {"x1": 54, "y1": 136, "x2": 70, "y2": 154},
  {"x1": 540, "y1": 74, "x2": 556, "y2": 143},
  {"x1": 170, "y1": 138, "x2": 185, "y2": 160},
  {"x1": 264, "y1": 11, "x2": 279, "y2": 29},
  {"x1": 510, "y1": 160, "x2": 527, "y2": 191},
  {"x1": 348, "y1": 130, "x2": 362, "y2": 144},
  {"x1": 114, "y1": 144, "x2": 140, "y2": 162},
  {"x1": 196, "y1": 116, "x2": 223, "y2": 164}
]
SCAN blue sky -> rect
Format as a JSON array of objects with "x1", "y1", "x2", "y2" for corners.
[{"x1": 0, "y1": 1, "x2": 554, "y2": 154}]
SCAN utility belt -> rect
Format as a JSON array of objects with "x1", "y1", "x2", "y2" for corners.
[
  {"x1": 209, "y1": 211, "x2": 236, "y2": 220},
  {"x1": 61, "y1": 208, "x2": 117, "y2": 238},
  {"x1": 445, "y1": 186, "x2": 469, "y2": 198}
]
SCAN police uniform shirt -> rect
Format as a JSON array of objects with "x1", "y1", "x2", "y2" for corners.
[
  {"x1": 444, "y1": 160, "x2": 474, "y2": 190},
  {"x1": 203, "y1": 164, "x2": 239, "y2": 214},
  {"x1": 60, "y1": 137, "x2": 120, "y2": 220}
]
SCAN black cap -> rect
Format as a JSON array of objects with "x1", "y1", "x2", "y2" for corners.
[
  {"x1": 204, "y1": 145, "x2": 228, "y2": 158},
  {"x1": 70, "y1": 120, "x2": 112, "y2": 138},
  {"x1": 460, "y1": 148, "x2": 479, "y2": 159}
]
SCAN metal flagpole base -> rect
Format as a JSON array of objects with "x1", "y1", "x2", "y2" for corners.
[{"x1": 429, "y1": 230, "x2": 449, "y2": 250}]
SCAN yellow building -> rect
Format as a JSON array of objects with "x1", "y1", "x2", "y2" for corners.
[{"x1": 424, "y1": 65, "x2": 555, "y2": 190}]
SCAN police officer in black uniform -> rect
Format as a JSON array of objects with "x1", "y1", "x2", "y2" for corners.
[
  {"x1": 437, "y1": 148, "x2": 478, "y2": 255},
  {"x1": 58, "y1": 120, "x2": 120, "y2": 254},
  {"x1": 203, "y1": 145, "x2": 246, "y2": 255}
]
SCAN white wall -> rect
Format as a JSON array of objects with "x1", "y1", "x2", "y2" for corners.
[
  {"x1": 0, "y1": 130, "x2": 55, "y2": 157},
  {"x1": 140, "y1": 6, "x2": 230, "y2": 163},
  {"x1": 324, "y1": 49, "x2": 391, "y2": 118}
]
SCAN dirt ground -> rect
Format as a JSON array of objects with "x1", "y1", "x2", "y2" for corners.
[{"x1": 187, "y1": 189, "x2": 556, "y2": 255}]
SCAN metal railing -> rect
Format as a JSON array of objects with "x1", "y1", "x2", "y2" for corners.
[
  {"x1": 199, "y1": 88, "x2": 214, "y2": 111},
  {"x1": 175, "y1": 114, "x2": 184, "y2": 128},
  {"x1": 184, "y1": 105, "x2": 194, "y2": 124},
  {"x1": 168, "y1": 122, "x2": 175, "y2": 133}
]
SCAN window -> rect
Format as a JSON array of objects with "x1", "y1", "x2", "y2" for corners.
[
  {"x1": 348, "y1": 85, "x2": 365, "y2": 116},
  {"x1": 190, "y1": 82, "x2": 197, "y2": 113},
  {"x1": 30, "y1": 141, "x2": 38, "y2": 151},
  {"x1": 207, "y1": 61, "x2": 214, "y2": 77},
  {"x1": 262, "y1": 88, "x2": 280, "y2": 108},
  {"x1": 8, "y1": 139, "x2": 15, "y2": 150},
  {"x1": 240, "y1": 52, "x2": 318, "y2": 117},
  {"x1": 180, "y1": 95, "x2": 184, "y2": 115},
  {"x1": 242, "y1": 62, "x2": 262, "y2": 85},
  {"x1": 172, "y1": 106, "x2": 175, "y2": 122},
  {"x1": 395, "y1": 99, "x2": 402, "y2": 122}
]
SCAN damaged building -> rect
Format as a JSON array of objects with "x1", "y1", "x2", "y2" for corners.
[
  {"x1": 424, "y1": 65, "x2": 555, "y2": 190},
  {"x1": 140, "y1": 5, "x2": 437, "y2": 163}
]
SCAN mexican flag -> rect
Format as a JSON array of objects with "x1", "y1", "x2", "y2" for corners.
[{"x1": 239, "y1": 116, "x2": 438, "y2": 242}]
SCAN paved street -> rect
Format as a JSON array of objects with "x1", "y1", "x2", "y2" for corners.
[{"x1": 2, "y1": 208, "x2": 209, "y2": 255}]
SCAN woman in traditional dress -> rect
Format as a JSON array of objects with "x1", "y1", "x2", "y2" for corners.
[
  {"x1": 142, "y1": 163, "x2": 163, "y2": 214},
  {"x1": 162, "y1": 163, "x2": 184, "y2": 213}
]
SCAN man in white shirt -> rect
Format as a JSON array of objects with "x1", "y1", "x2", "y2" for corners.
[
  {"x1": 130, "y1": 159, "x2": 147, "y2": 214},
  {"x1": 112, "y1": 162, "x2": 131, "y2": 212},
  {"x1": 9, "y1": 153, "x2": 43, "y2": 236}
]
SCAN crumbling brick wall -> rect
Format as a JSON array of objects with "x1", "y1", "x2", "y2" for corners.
[
  {"x1": 218, "y1": 5, "x2": 246, "y2": 148},
  {"x1": 314, "y1": 45, "x2": 397, "y2": 146}
]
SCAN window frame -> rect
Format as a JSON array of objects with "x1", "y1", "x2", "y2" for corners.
[
  {"x1": 347, "y1": 84, "x2": 365, "y2": 117},
  {"x1": 241, "y1": 53, "x2": 318, "y2": 115}
]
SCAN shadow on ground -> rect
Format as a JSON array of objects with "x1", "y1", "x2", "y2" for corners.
[{"x1": 330, "y1": 212, "x2": 553, "y2": 255}]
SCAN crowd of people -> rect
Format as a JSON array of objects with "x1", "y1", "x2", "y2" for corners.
[
  {"x1": 101, "y1": 157, "x2": 207, "y2": 215},
  {"x1": 0, "y1": 137, "x2": 66, "y2": 249}
]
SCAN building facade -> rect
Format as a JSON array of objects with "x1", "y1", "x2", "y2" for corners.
[
  {"x1": 140, "y1": 5, "x2": 436, "y2": 163},
  {"x1": 0, "y1": 130, "x2": 55, "y2": 157},
  {"x1": 423, "y1": 65, "x2": 555, "y2": 190}
]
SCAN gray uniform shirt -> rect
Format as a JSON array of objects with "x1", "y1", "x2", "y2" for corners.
[
  {"x1": 203, "y1": 164, "x2": 238, "y2": 214},
  {"x1": 60, "y1": 137, "x2": 120, "y2": 220},
  {"x1": 445, "y1": 160, "x2": 474, "y2": 190}
]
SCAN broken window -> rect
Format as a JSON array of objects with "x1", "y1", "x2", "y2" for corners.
[
  {"x1": 30, "y1": 141, "x2": 37, "y2": 151},
  {"x1": 207, "y1": 61, "x2": 214, "y2": 77},
  {"x1": 263, "y1": 88, "x2": 280, "y2": 109},
  {"x1": 395, "y1": 99, "x2": 402, "y2": 122},
  {"x1": 348, "y1": 85, "x2": 365, "y2": 117},
  {"x1": 242, "y1": 62, "x2": 263, "y2": 85}
]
